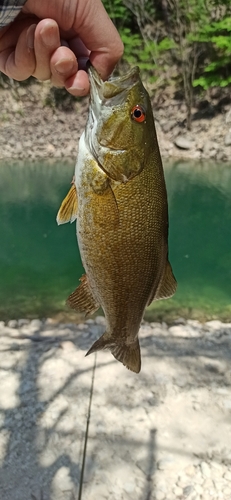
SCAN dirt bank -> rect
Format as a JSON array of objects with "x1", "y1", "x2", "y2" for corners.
[{"x1": 0, "y1": 80, "x2": 231, "y2": 162}]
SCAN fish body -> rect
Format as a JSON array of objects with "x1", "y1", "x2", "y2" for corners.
[{"x1": 57, "y1": 66, "x2": 176, "y2": 373}]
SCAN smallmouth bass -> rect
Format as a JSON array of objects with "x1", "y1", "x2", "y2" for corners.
[{"x1": 57, "y1": 66, "x2": 177, "y2": 373}]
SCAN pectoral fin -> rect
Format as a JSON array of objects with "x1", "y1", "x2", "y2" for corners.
[
  {"x1": 56, "y1": 184, "x2": 78, "y2": 225},
  {"x1": 86, "y1": 334, "x2": 141, "y2": 373},
  {"x1": 148, "y1": 260, "x2": 177, "y2": 305},
  {"x1": 67, "y1": 275, "x2": 99, "y2": 315}
]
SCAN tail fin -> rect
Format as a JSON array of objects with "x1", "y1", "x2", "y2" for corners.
[{"x1": 86, "y1": 332, "x2": 141, "y2": 373}]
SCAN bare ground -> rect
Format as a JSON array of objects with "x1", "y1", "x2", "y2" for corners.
[{"x1": 0, "y1": 317, "x2": 231, "y2": 500}]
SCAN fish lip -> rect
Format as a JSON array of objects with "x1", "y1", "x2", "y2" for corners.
[{"x1": 88, "y1": 65, "x2": 140, "y2": 101}]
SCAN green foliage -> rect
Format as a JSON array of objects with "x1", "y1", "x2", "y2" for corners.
[
  {"x1": 192, "y1": 17, "x2": 231, "y2": 89},
  {"x1": 102, "y1": 0, "x2": 175, "y2": 80},
  {"x1": 102, "y1": 0, "x2": 131, "y2": 26},
  {"x1": 120, "y1": 28, "x2": 175, "y2": 77}
]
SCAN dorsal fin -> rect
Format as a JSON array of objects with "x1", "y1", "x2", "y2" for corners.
[{"x1": 56, "y1": 184, "x2": 78, "y2": 225}]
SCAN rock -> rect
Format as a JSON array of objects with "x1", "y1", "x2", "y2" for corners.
[
  {"x1": 224, "y1": 471, "x2": 231, "y2": 481},
  {"x1": 18, "y1": 319, "x2": 30, "y2": 327},
  {"x1": 174, "y1": 136, "x2": 193, "y2": 150},
  {"x1": 203, "y1": 140, "x2": 218, "y2": 155},
  {"x1": 124, "y1": 481, "x2": 136, "y2": 493},
  {"x1": 8, "y1": 319, "x2": 18, "y2": 328},
  {"x1": 155, "y1": 491, "x2": 165, "y2": 500},
  {"x1": 225, "y1": 109, "x2": 231, "y2": 123},
  {"x1": 183, "y1": 485, "x2": 194, "y2": 496},
  {"x1": 161, "y1": 120, "x2": 176, "y2": 133},
  {"x1": 168, "y1": 325, "x2": 188, "y2": 337},
  {"x1": 173, "y1": 317, "x2": 187, "y2": 325},
  {"x1": 94, "y1": 315, "x2": 106, "y2": 325},
  {"x1": 30, "y1": 319, "x2": 42, "y2": 329},
  {"x1": 46, "y1": 143, "x2": 55, "y2": 153},
  {"x1": 173, "y1": 486, "x2": 183, "y2": 496},
  {"x1": 223, "y1": 399, "x2": 231, "y2": 409},
  {"x1": 194, "y1": 484, "x2": 203, "y2": 495},
  {"x1": 200, "y1": 461, "x2": 211, "y2": 478},
  {"x1": 224, "y1": 130, "x2": 231, "y2": 146},
  {"x1": 60, "y1": 341, "x2": 76, "y2": 352},
  {"x1": 223, "y1": 486, "x2": 231, "y2": 495},
  {"x1": 52, "y1": 466, "x2": 76, "y2": 492},
  {"x1": 216, "y1": 150, "x2": 225, "y2": 161},
  {"x1": 184, "y1": 465, "x2": 196, "y2": 477},
  {"x1": 205, "y1": 320, "x2": 223, "y2": 331}
]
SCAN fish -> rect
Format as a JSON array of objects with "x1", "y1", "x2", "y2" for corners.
[{"x1": 57, "y1": 65, "x2": 177, "y2": 373}]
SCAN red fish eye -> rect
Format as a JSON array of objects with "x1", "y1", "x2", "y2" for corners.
[{"x1": 131, "y1": 105, "x2": 146, "y2": 123}]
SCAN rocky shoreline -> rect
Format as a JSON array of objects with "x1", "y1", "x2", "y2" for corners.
[
  {"x1": 0, "y1": 80, "x2": 231, "y2": 162},
  {"x1": 0, "y1": 315, "x2": 231, "y2": 499}
]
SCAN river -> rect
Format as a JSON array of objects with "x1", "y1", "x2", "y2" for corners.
[{"x1": 1, "y1": 158, "x2": 231, "y2": 321}]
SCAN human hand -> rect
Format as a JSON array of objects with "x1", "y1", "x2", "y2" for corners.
[{"x1": 0, "y1": 0, "x2": 124, "y2": 96}]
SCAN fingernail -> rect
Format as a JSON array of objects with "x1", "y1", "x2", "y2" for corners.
[
  {"x1": 26, "y1": 24, "x2": 36, "y2": 50},
  {"x1": 41, "y1": 26, "x2": 59, "y2": 47},
  {"x1": 54, "y1": 59, "x2": 75, "y2": 75},
  {"x1": 67, "y1": 85, "x2": 86, "y2": 94}
]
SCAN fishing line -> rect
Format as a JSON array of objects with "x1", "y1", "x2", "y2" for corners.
[{"x1": 78, "y1": 353, "x2": 97, "y2": 500}]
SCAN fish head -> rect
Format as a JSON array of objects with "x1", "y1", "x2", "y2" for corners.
[{"x1": 85, "y1": 66, "x2": 155, "y2": 183}]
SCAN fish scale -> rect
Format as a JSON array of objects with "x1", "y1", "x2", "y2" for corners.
[{"x1": 57, "y1": 65, "x2": 177, "y2": 373}]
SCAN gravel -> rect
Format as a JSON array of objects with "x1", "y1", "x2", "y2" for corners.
[{"x1": 0, "y1": 316, "x2": 231, "y2": 499}]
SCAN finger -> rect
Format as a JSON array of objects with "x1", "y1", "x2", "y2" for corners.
[
  {"x1": 50, "y1": 45, "x2": 78, "y2": 87},
  {"x1": 75, "y1": 0, "x2": 124, "y2": 79},
  {"x1": 33, "y1": 19, "x2": 61, "y2": 80},
  {"x1": 64, "y1": 70, "x2": 90, "y2": 96},
  {"x1": 22, "y1": 0, "x2": 123, "y2": 79},
  {"x1": 0, "y1": 24, "x2": 36, "y2": 80}
]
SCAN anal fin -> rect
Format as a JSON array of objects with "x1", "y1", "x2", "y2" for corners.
[
  {"x1": 86, "y1": 334, "x2": 141, "y2": 373},
  {"x1": 149, "y1": 260, "x2": 177, "y2": 305},
  {"x1": 56, "y1": 184, "x2": 78, "y2": 225},
  {"x1": 67, "y1": 275, "x2": 99, "y2": 315}
]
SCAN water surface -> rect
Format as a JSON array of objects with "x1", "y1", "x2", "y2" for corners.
[{"x1": 1, "y1": 159, "x2": 231, "y2": 321}]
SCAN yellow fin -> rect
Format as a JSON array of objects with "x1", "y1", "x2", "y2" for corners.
[
  {"x1": 149, "y1": 261, "x2": 177, "y2": 304},
  {"x1": 56, "y1": 184, "x2": 78, "y2": 225},
  {"x1": 66, "y1": 275, "x2": 99, "y2": 315},
  {"x1": 86, "y1": 335, "x2": 141, "y2": 373}
]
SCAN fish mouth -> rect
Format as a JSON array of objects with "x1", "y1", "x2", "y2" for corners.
[
  {"x1": 86, "y1": 64, "x2": 141, "y2": 130},
  {"x1": 88, "y1": 65, "x2": 140, "y2": 105}
]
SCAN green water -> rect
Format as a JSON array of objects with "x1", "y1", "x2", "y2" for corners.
[{"x1": 1, "y1": 158, "x2": 231, "y2": 321}]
